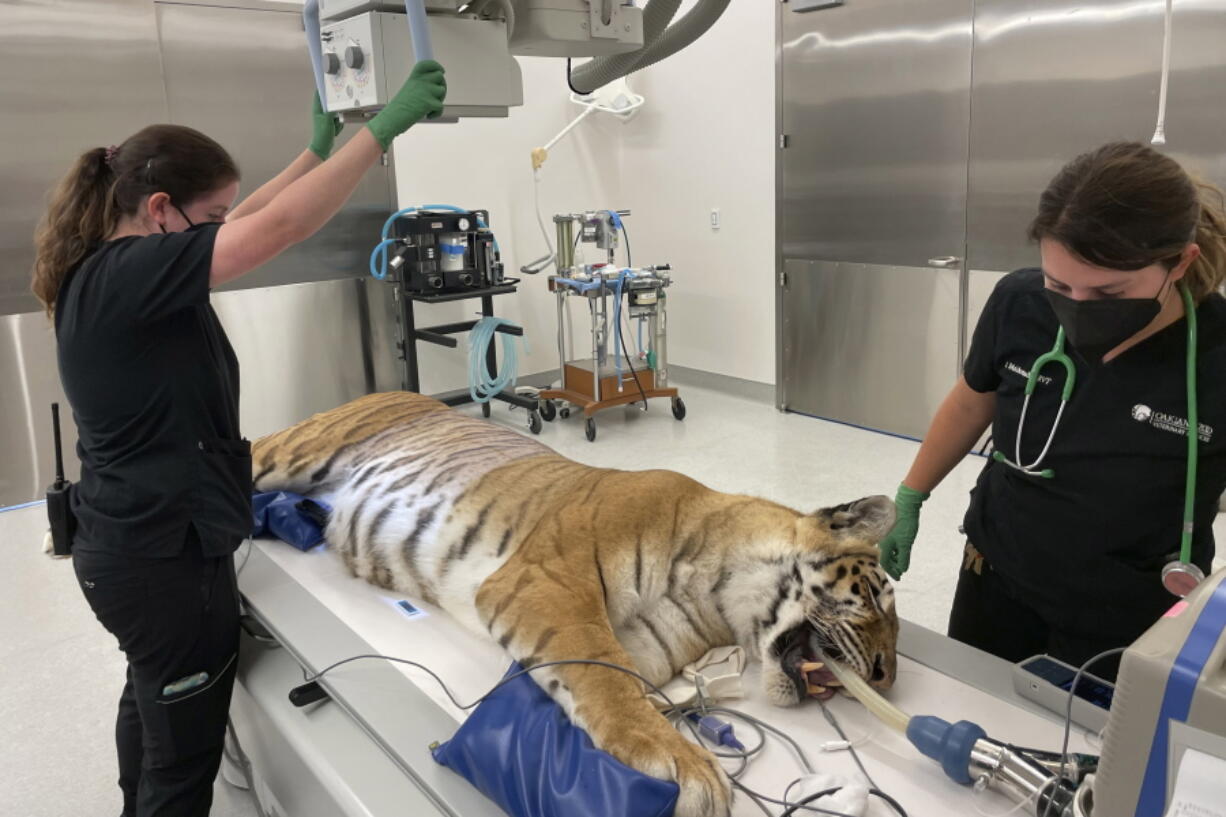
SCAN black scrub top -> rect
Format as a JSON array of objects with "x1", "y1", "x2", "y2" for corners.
[
  {"x1": 963, "y1": 269, "x2": 1226, "y2": 638},
  {"x1": 55, "y1": 223, "x2": 252, "y2": 559}
]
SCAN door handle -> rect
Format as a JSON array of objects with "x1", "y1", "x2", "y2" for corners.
[{"x1": 927, "y1": 256, "x2": 962, "y2": 268}]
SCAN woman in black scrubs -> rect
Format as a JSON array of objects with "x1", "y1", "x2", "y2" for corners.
[
  {"x1": 30, "y1": 62, "x2": 445, "y2": 817},
  {"x1": 878, "y1": 142, "x2": 1226, "y2": 679}
]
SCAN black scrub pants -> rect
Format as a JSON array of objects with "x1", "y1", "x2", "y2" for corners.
[
  {"x1": 73, "y1": 529, "x2": 240, "y2": 817},
  {"x1": 947, "y1": 543, "x2": 1130, "y2": 681}
]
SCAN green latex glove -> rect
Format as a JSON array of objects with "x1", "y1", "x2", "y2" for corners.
[
  {"x1": 308, "y1": 92, "x2": 344, "y2": 160},
  {"x1": 878, "y1": 484, "x2": 930, "y2": 581},
  {"x1": 366, "y1": 60, "x2": 447, "y2": 151}
]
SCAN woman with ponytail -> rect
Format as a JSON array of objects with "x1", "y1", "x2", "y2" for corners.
[
  {"x1": 876, "y1": 142, "x2": 1226, "y2": 679},
  {"x1": 35, "y1": 62, "x2": 445, "y2": 817}
]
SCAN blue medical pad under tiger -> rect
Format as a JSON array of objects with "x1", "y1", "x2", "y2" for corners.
[
  {"x1": 431, "y1": 663, "x2": 680, "y2": 817},
  {"x1": 251, "y1": 491, "x2": 331, "y2": 550}
]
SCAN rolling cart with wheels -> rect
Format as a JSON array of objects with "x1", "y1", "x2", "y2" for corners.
[
  {"x1": 375, "y1": 206, "x2": 543, "y2": 434},
  {"x1": 535, "y1": 209, "x2": 687, "y2": 442}
]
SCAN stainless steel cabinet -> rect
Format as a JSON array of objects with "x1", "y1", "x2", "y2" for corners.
[{"x1": 778, "y1": 0, "x2": 973, "y2": 436}]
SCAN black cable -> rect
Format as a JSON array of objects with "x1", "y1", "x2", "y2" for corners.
[
  {"x1": 1042, "y1": 647, "x2": 1127, "y2": 817},
  {"x1": 300, "y1": 650, "x2": 916, "y2": 817},
  {"x1": 609, "y1": 220, "x2": 649, "y2": 408},
  {"x1": 301, "y1": 653, "x2": 687, "y2": 715},
  {"x1": 776, "y1": 786, "x2": 910, "y2": 817},
  {"x1": 617, "y1": 316, "x2": 650, "y2": 409},
  {"x1": 566, "y1": 58, "x2": 584, "y2": 96},
  {"x1": 735, "y1": 781, "x2": 858, "y2": 817},
  {"x1": 779, "y1": 787, "x2": 841, "y2": 817}
]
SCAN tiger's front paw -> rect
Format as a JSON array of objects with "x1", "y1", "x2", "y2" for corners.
[{"x1": 602, "y1": 727, "x2": 731, "y2": 817}]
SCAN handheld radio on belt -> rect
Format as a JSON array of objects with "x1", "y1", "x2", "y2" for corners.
[{"x1": 46, "y1": 402, "x2": 75, "y2": 556}]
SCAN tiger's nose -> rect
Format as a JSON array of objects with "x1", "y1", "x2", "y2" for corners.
[{"x1": 870, "y1": 654, "x2": 888, "y2": 686}]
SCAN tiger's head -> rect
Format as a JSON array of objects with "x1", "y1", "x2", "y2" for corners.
[{"x1": 718, "y1": 495, "x2": 899, "y2": 707}]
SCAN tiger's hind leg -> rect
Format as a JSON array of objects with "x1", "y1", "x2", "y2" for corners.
[{"x1": 476, "y1": 555, "x2": 731, "y2": 817}]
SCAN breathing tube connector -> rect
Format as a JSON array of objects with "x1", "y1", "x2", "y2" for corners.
[{"x1": 824, "y1": 656, "x2": 1076, "y2": 815}]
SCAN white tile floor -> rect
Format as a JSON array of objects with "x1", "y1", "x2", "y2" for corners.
[{"x1": 3, "y1": 380, "x2": 1222, "y2": 816}]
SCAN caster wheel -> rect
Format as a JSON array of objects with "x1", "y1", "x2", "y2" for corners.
[
  {"x1": 528, "y1": 410, "x2": 543, "y2": 435},
  {"x1": 585, "y1": 418, "x2": 597, "y2": 442},
  {"x1": 539, "y1": 400, "x2": 557, "y2": 422},
  {"x1": 559, "y1": 407, "x2": 572, "y2": 420},
  {"x1": 671, "y1": 397, "x2": 687, "y2": 421}
]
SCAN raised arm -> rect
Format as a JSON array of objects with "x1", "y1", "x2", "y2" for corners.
[
  {"x1": 227, "y1": 94, "x2": 339, "y2": 222},
  {"x1": 211, "y1": 61, "x2": 445, "y2": 286}
]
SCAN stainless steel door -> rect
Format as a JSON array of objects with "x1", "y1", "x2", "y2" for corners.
[
  {"x1": 779, "y1": 0, "x2": 973, "y2": 265},
  {"x1": 778, "y1": 0, "x2": 973, "y2": 436},
  {"x1": 780, "y1": 259, "x2": 961, "y2": 439},
  {"x1": 967, "y1": 0, "x2": 1226, "y2": 272}
]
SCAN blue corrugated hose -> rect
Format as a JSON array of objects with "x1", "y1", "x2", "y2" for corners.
[
  {"x1": 468, "y1": 317, "x2": 523, "y2": 404},
  {"x1": 371, "y1": 205, "x2": 500, "y2": 280}
]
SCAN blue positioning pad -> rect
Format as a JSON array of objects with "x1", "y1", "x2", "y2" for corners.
[
  {"x1": 432, "y1": 663, "x2": 680, "y2": 817},
  {"x1": 250, "y1": 491, "x2": 331, "y2": 551}
]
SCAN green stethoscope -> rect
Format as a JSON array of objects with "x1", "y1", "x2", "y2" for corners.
[{"x1": 991, "y1": 284, "x2": 1204, "y2": 597}]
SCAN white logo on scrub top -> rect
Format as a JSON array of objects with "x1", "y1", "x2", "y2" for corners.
[
  {"x1": 1005, "y1": 361, "x2": 1053, "y2": 385},
  {"x1": 1132, "y1": 404, "x2": 1213, "y2": 443}
]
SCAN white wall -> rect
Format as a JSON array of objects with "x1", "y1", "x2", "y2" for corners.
[
  {"x1": 390, "y1": 2, "x2": 777, "y2": 392},
  {"x1": 618, "y1": 0, "x2": 777, "y2": 385}
]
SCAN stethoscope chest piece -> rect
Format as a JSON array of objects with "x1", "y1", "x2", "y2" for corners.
[{"x1": 1161, "y1": 560, "x2": 1205, "y2": 598}]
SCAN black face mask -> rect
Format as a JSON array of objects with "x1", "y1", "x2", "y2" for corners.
[
  {"x1": 157, "y1": 203, "x2": 195, "y2": 234},
  {"x1": 1043, "y1": 275, "x2": 1170, "y2": 365}
]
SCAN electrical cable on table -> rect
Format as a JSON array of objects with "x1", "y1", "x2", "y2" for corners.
[{"x1": 293, "y1": 650, "x2": 913, "y2": 817}]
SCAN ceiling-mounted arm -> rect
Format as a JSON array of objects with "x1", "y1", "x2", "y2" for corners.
[{"x1": 569, "y1": 0, "x2": 731, "y2": 94}]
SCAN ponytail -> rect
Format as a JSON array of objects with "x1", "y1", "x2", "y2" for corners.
[
  {"x1": 1187, "y1": 180, "x2": 1226, "y2": 301},
  {"x1": 32, "y1": 147, "x2": 118, "y2": 317},
  {"x1": 31, "y1": 124, "x2": 239, "y2": 318}
]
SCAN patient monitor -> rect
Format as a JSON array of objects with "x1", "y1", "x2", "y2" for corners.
[{"x1": 1078, "y1": 568, "x2": 1226, "y2": 816}]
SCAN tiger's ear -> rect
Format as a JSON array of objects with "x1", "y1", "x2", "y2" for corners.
[{"x1": 813, "y1": 495, "x2": 896, "y2": 540}]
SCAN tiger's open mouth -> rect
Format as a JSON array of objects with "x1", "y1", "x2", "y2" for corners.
[{"x1": 773, "y1": 624, "x2": 847, "y2": 702}]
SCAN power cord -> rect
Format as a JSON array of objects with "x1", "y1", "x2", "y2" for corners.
[
  {"x1": 291, "y1": 651, "x2": 909, "y2": 817},
  {"x1": 776, "y1": 786, "x2": 909, "y2": 817},
  {"x1": 617, "y1": 314, "x2": 650, "y2": 409},
  {"x1": 296, "y1": 654, "x2": 685, "y2": 714},
  {"x1": 611, "y1": 220, "x2": 650, "y2": 408},
  {"x1": 566, "y1": 58, "x2": 584, "y2": 95},
  {"x1": 1041, "y1": 647, "x2": 1126, "y2": 817}
]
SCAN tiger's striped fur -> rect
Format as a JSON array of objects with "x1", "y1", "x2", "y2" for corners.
[{"x1": 252, "y1": 392, "x2": 900, "y2": 817}]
